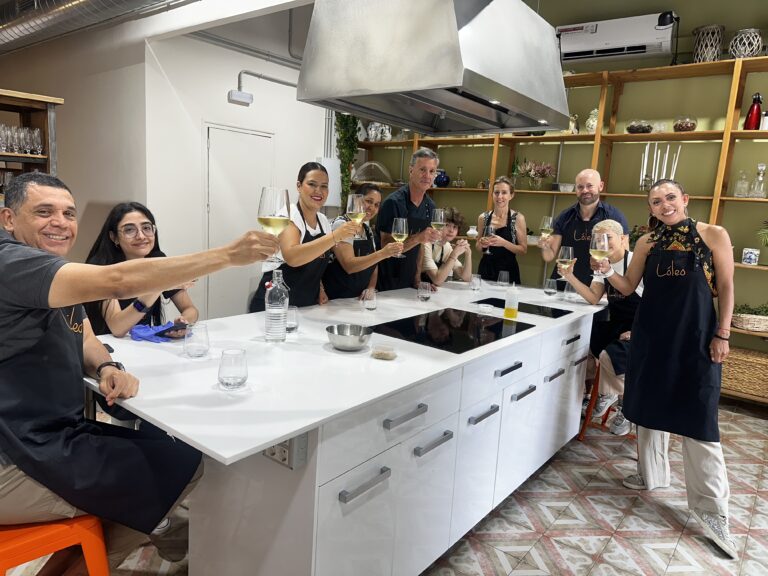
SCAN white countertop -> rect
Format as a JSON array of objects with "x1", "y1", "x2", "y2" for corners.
[{"x1": 92, "y1": 283, "x2": 601, "y2": 464}]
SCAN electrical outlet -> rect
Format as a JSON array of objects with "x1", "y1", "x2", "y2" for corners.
[{"x1": 262, "y1": 432, "x2": 308, "y2": 469}]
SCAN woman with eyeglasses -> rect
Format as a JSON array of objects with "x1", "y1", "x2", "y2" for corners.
[{"x1": 84, "y1": 202, "x2": 199, "y2": 337}]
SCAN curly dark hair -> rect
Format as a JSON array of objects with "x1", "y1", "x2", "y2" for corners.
[{"x1": 444, "y1": 207, "x2": 465, "y2": 231}]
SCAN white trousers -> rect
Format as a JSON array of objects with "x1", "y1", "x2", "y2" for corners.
[
  {"x1": 598, "y1": 350, "x2": 625, "y2": 398},
  {"x1": 636, "y1": 425, "x2": 730, "y2": 517}
]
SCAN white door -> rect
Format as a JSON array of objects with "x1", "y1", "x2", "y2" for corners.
[{"x1": 206, "y1": 125, "x2": 273, "y2": 319}]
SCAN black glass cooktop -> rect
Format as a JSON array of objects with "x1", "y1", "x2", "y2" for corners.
[
  {"x1": 372, "y1": 308, "x2": 534, "y2": 354},
  {"x1": 472, "y1": 298, "x2": 573, "y2": 319}
]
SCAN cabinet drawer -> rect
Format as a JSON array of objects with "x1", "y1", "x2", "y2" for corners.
[
  {"x1": 461, "y1": 335, "x2": 541, "y2": 409},
  {"x1": 539, "y1": 314, "x2": 592, "y2": 368},
  {"x1": 318, "y1": 368, "x2": 461, "y2": 485}
]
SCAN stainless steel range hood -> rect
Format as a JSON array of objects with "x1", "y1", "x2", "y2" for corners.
[{"x1": 297, "y1": 0, "x2": 569, "y2": 136}]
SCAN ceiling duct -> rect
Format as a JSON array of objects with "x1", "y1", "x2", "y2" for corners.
[{"x1": 0, "y1": 0, "x2": 199, "y2": 56}]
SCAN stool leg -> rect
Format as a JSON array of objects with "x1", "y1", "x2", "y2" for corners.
[
  {"x1": 578, "y1": 364, "x2": 601, "y2": 441},
  {"x1": 78, "y1": 523, "x2": 110, "y2": 576}
]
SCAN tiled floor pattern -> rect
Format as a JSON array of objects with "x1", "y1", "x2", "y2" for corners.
[{"x1": 13, "y1": 401, "x2": 768, "y2": 576}]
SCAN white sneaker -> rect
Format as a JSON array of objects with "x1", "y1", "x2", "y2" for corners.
[
  {"x1": 622, "y1": 474, "x2": 647, "y2": 490},
  {"x1": 581, "y1": 395, "x2": 591, "y2": 416},
  {"x1": 592, "y1": 394, "x2": 618, "y2": 418},
  {"x1": 609, "y1": 408, "x2": 631, "y2": 436},
  {"x1": 691, "y1": 508, "x2": 738, "y2": 560}
]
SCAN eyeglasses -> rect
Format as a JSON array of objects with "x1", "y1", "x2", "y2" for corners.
[{"x1": 119, "y1": 223, "x2": 156, "y2": 239}]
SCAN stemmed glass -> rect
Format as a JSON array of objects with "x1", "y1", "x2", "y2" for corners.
[
  {"x1": 257, "y1": 186, "x2": 291, "y2": 265},
  {"x1": 482, "y1": 224, "x2": 495, "y2": 255},
  {"x1": 346, "y1": 194, "x2": 365, "y2": 239},
  {"x1": 539, "y1": 215, "x2": 554, "y2": 240},
  {"x1": 431, "y1": 208, "x2": 446, "y2": 245},
  {"x1": 556, "y1": 246, "x2": 575, "y2": 276},
  {"x1": 391, "y1": 218, "x2": 408, "y2": 258},
  {"x1": 589, "y1": 233, "x2": 610, "y2": 278}
]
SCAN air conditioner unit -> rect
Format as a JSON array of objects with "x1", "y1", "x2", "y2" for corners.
[{"x1": 557, "y1": 13, "x2": 673, "y2": 62}]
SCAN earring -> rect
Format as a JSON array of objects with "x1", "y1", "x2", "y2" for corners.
[{"x1": 114, "y1": 241, "x2": 120, "y2": 247}]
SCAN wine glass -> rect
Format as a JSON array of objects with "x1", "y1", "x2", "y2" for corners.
[
  {"x1": 482, "y1": 224, "x2": 495, "y2": 255},
  {"x1": 391, "y1": 218, "x2": 408, "y2": 258},
  {"x1": 346, "y1": 194, "x2": 365, "y2": 239},
  {"x1": 589, "y1": 233, "x2": 610, "y2": 278},
  {"x1": 257, "y1": 187, "x2": 291, "y2": 265},
  {"x1": 431, "y1": 208, "x2": 446, "y2": 245},
  {"x1": 539, "y1": 215, "x2": 554, "y2": 240},
  {"x1": 543, "y1": 279, "x2": 558, "y2": 296},
  {"x1": 556, "y1": 246, "x2": 575, "y2": 276}
]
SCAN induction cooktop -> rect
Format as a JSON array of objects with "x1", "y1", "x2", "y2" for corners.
[
  {"x1": 372, "y1": 308, "x2": 534, "y2": 354},
  {"x1": 471, "y1": 298, "x2": 573, "y2": 319}
]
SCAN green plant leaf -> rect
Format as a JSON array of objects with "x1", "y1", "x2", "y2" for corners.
[{"x1": 335, "y1": 112, "x2": 359, "y2": 209}]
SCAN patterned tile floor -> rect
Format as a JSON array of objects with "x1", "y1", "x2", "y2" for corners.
[{"x1": 13, "y1": 400, "x2": 768, "y2": 576}]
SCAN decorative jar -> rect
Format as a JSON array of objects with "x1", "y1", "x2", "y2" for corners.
[
  {"x1": 585, "y1": 109, "x2": 599, "y2": 134},
  {"x1": 673, "y1": 115, "x2": 697, "y2": 132},
  {"x1": 729, "y1": 28, "x2": 763, "y2": 59},
  {"x1": 692, "y1": 25, "x2": 724, "y2": 63},
  {"x1": 434, "y1": 169, "x2": 450, "y2": 188}
]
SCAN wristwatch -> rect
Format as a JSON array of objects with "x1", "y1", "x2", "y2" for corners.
[
  {"x1": 132, "y1": 299, "x2": 149, "y2": 314},
  {"x1": 96, "y1": 361, "x2": 125, "y2": 379}
]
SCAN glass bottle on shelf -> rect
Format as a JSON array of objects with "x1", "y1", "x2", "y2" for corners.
[
  {"x1": 744, "y1": 93, "x2": 763, "y2": 130},
  {"x1": 452, "y1": 166, "x2": 465, "y2": 188},
  {"x1": 733, "y1": 170, "x2": 750, "y2": 197},
  {"x1": 748, "y1": 163, "x2": 766, "y2": 198}
]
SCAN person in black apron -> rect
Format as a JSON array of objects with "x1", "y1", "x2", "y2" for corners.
[
  {"x1": 556, "y1": 219, "x2": 642, "y2": 435},
  {"x1": 323, "y1": 184, "x2": 403, "y2": 300},
  {"x1": 539, "y1": 169, "x2": 629, "y2": 287},
  {"x1": 601, "y1": 180, "x2": 737, "y2": 559},
  {"x1": 249, "y1": 162, "x2": 360, "y2": 312},
  {"x1": 83, "y1": 202, "x2": 198, "y2": 338},
  {"x1": 376, "y1": 148, "x2": 442, "y2": 292},
  {"x1": 476, "y1": 176, "x2": 526, "y2": 283},
  {"x1": 421, "y1": 207, "x2": 473, "y2": 286}
]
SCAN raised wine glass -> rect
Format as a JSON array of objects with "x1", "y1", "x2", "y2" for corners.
[
  {"x1": 391, "y1": 217, "x2": 408, "y2": 259},
  {"x1": 482, "y1": 224, "x2": 495, "y2": 255},
  {"x1": 556, "y1": 246, "x2": 575, "y2": 276},
  {"x1": 539, "y1": 215, "x2": 554, "y2": 240},
  {"x1": 589, "y1": 232, "x2": 610, "y2": 278},
  {"x1": 431, "y1": 208, "x2": 446, "y2": 245},
  {"x1": 257, "y1": 186, "x2": 291, "y2": 265},
  {"x1": 346, "y1": 194, "x2": 365, "y2": 239}
]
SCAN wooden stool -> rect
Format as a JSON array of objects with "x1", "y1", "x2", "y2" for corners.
[{"x1": 0, "y1": 515, "x2": 109, "y2": 575}]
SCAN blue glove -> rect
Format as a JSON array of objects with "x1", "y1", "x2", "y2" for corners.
[{"x1": 130, "y1": 322, "x2": 173, "y2": 343}]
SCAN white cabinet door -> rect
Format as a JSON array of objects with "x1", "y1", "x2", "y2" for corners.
[
  {"x1": 494, "y1": 374, "x2": 544, "y2": 506},
  {"x1": 393, "y1": 413, "x2": 459, "y2": 576},
  {"x1": 536, "y1": 356, "x2": 572, "y2": 463},
  {"x1": 315, "y1": 449, "x2": 399, "y2": 576},
  {"x1": 450, "y1": 391, "x2": 503, "y2": 543}
]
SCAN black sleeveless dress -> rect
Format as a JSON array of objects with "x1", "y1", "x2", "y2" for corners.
[{"x1": 478, "y1": 209, "x2": 521, "y2": 284}]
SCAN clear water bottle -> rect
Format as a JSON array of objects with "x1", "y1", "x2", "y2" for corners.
[
  {"x1": 265, "y1": 270, "x2": 289, "y2": 342},
  {"x1": 733, "y1": 170, "x2": 750, "y2": 197}
]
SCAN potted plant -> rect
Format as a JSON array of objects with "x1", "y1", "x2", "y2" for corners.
[
  {"x1": 732, "y1": 302, "x2": 768, "y2": 333},
  {"x1": 335, "y1": 112, "x2": 359, "y2": 209}
]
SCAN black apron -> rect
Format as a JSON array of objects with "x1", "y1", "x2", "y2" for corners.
[
  {"x1": 250, "y1": 205, "x2": 331, "y2": 312},
  {"x1": 324, "y1": 221, "x2": 376, "y2": 299},
  {"x1": 421, "y1": 243, "x2": 447, "y2": 284},
  {"x1": 623, "y1": 224, "x2": 721, "y2": 441},
  {"x1": 377, "y1": 206, "x2": 432, "y2": 292},
  {"x1": 550, "y1": 215, "x2": 593, "y2": 286},
  {"x1": 0, "y1": 306, "x2": 201, "y2": 534},
  {"x1": 478, "y1": 210, "x2": 521, "y2": 284}
]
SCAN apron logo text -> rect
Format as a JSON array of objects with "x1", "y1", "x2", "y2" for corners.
[
  {"x1": 656, "y1": 262, "x2": 687, "y2": 278},
  {"x1": 61, "y1": 308, "x2": 83, "y2": 334}
]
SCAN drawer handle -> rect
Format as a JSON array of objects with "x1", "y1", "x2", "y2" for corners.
[
  {"x1": 338, "y1": 466, "x2": 392, "y2": 504},
  {"x1": 545, "y1": 368, "x2": 565, "y2": 382},
  {"x1": 468, "y1": 404, "x2": 500, "y2": 426},
  {"x1": 510, "y1": 385, "x2": 537, "y2": 402},
  {"x1": 414, "y1": 430, "x2": 454, "y2": 457},
  {"x1": 561, "y1": 334, "x2": 581, "y2": 346},
  {"x1": 494, "y1": 361, "x2": 523, "y2": 378},
  {"x1": 573, "y1": 355, "x2": 589, "y2": 367},
  {"x1": 383, "y1": 403, "x2": 428, "y2": 430}
]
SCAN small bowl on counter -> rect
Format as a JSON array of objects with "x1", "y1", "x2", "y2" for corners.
[{"x1": 326, "y1": 324, "x2": 373, "y2": 351}]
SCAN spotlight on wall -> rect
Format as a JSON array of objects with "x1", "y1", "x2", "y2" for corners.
[
  {"x1": 227, "y1": 70, "x2": 298, "y2": 107},
  {"x1": 228, "y1": 89, "x2": 254, "y2": 107}
]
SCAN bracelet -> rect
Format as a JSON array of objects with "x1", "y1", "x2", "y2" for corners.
[
  {"x1": 132, "y1": 299, "x2": 149, "y2": 314},
  {"x1": 603, "y1": 267, "x2": 615, "y2": 278},
  {"x1": 96, "y1": 360, "x2": 125, "y2": 379},
  {"x1": 713, "y1": 334, "x2": 730, "y2": 342}
]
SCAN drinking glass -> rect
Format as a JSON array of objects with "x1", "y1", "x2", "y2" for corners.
[
  {"x1": 543, "y1": 278, "x2": 558, "y2": 296},
  {"x1": 497, "y1": 271, "x2": 509, "y2": 286},
  {"x1": 539, "y1": 215, "x2": 554, "y2": 240},
  {"x1": 417, "y1": 281, "x2": 431, "y2": 302},
  {"x1": 482, "y1": 224, "x2": 495, "y2": 255},
  {"x1": 391, "y1": 218, "x2": 408, "y2": 258},
  {"x1": 218, "y1": 348, "x2": 248, "y2": 391},
  {"x1": 431, "y1": 208, "x2": 446, "y2": 245},
  {"x1": 346, "y1": 194, "x2": 365, "y2": 239},
  {"x1": 589, "y1": 233, "x2": 610, "y2": 278},
  {"x1": 184, "y1": 323, "x2": 210, "y2": 358},
  {"x1": 257, "y1": 186, "x2": 291, "y2": 264},
  {"x1": 470, "y1": 274, "x2": 481, "y2": 292},
  {"x1": 286, "y1": 306, "x2": 299, "y2": 333},
  {"x1": 360, "y1": 288, "x2": 377, "y2": 310},
  {"x1": 556, "y1": 246, "x2": 575, "y2": 276}
]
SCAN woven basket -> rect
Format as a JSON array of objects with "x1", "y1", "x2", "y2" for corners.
[
  {"x1": 732, "y1": 313, "x2": 768, "y2": 332},
  {"x1": 722, "y1": 347, "x2": 768, "y2": 401}
]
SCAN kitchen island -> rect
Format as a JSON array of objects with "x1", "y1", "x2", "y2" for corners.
[{"x1": 93, "y1": 282, "x2": 602, "y2": 576}]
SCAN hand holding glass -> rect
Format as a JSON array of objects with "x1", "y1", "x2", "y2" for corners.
[
  {"x1": 391, "y1": 218, "x2": 408, "y2": 258},
  {"x1": 257, "y1": 187, "x2": 291, "y2": 264},
  {"x1": 431, "y1": 208, "x2": 446, "y2": 245},
  {"x1": 556, "y1": 246, "x2": 575, "y2": 276},
  {"x1": 539, "y1": 215, "x2": 554, "y2": 240},
  {"x1": 589, "y1": 233, "x2": 610, "y2": 278},
  {"x1": 482, "y1": 224, "x2": 495, "y2": 254},
  {"x1": 218, "y1": 349, "x2": 248, "y2": 391},
  {"x1": 346, "y1": 194, "x2": 365, "y2": 239}
]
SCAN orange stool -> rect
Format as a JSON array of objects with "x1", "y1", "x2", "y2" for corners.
[{"x1": 0, "y1": 515, "x2": 109, "y2": 575}]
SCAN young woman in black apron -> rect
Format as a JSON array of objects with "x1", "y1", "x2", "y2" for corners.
[
  {"x1": 249, "y1": 162, "x2": 359, "y2": 312},
  {"x1": 323, "y1": 184, "x2": 403, "y2": 300},
  {"x1": 601, "y1": 180, "x2": 737, "y2": 559},
  {"x1": 421, "y1": 207, "x2": 473, "y2": 286},
  {"x1": 476, "y1": 176, "x2": 527, "y2": 283}
]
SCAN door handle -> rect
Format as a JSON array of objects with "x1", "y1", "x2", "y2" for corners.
[
  {"x1": 545, "y1": 368, "x2": 565, "y2": 382},
  {"x1": 338, "y1": 466, "x2": 391, "y2": 503},
  {"x1": 414, "y1": 430, "x2": 454, "y2": 457},
  {"x1": 494, "y1": 361, "x2": 523, "y2": 378},
  {"x1": 573, "y1": 355, "x2": 589, "y2": 366},
  {"x1": 468, "y1": 404, "x2": 500, "y2": 426},
  {"x1": 383, "y1": 403, "x2": 428, "y2": 430},
  {"x1": 510, "y1": 385, "x2": 537, "y2": 402},
  {"x1": 561, "y1": 334, "x2": 581, "y2": 346}
]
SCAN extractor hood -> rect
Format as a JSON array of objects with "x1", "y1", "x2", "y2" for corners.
[{"x1": 297, "y1": 0, "x2": 569, "y2": 136}]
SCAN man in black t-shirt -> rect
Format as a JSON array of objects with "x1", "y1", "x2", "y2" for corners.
[{"x1": 377, "y1": 147, "x2": 442, "y2": 291}]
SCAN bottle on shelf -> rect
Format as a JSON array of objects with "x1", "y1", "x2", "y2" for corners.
[
  {"x1": 733, "y1": 170, "x2": 750, "y2": 198},
  {"x1": 743, "y1": 93, "x2": 763, "y2": 130},
  {"x1": 264, "y1": 270, "x2": 290, "y2": 342},
  {"x1": 452, "y1": 166, "x2": 465, "y2": 188},
  {"x1": 749, "y1": 163, "x2": 767, "y2": 199},
  {"x1": 761, "y1": 112, "x2": 768, "y2": 131}
]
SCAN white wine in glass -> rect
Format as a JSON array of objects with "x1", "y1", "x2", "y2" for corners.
[
  {"x1": 258, "y1": 186, "x2": 291, "y2": 264},
  {"x1": 346, "y1": 194, "x2": 365, "y2": 239},
  {"x1": 589, "y1": 232, "x2": 610, "y2": 278},
  {"x1": 482, "y1": 224, "x2": 495, "y2": 254},
  {"x1": 556, "y1": 245, "x2": 574, "y2": 275},
  {"x1": 431, "y1": 208, "x2": 446, "y2": 245},
  {"x1": 539, "y1": 215, "x2": 554, "y2": 239},
  {"x1": 391, "y1": 218, "x2": 408, "y2": 258}
]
